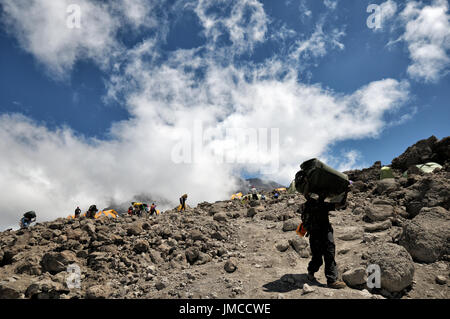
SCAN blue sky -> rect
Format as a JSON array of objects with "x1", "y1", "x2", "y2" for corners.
[{"x1": 0, "y1": 0, "x2": 449, "y2": 228}]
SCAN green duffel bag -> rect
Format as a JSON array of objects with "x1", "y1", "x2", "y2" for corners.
[{"x1": 295, "y1": 158, "x2": 350, "y2": 198}]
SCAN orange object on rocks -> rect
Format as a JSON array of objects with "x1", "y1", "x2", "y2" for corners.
[{"x1": 296, "y1": 222, "x2": 307, "y2": 237}]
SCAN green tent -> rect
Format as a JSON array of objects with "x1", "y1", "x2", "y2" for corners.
[
  {"x1": 403, "y1": 162, "x2": 443, "y2": 177},
  {"x1": 416, "y1": 162, "x2": 442, "y2": 173},
  {"x1": 380, "y1": 166, "x2": 394, "y2": 180},
  {"x1": 287, "y1": 180, "x2": 296, "y2": 193}
]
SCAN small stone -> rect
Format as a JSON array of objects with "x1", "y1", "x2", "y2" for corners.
[
  {"x1": 276, "y1": 241, "x2": 290, "y2": 252},
  {"x1": 302, "y1": 283, "x2": 315, "y2": 295},
  {"x1": 155, "y1": 282, "x2": 166, "y2": 291},
  {"x1": 247, "y1": 208, "x2": 257, "y2": 218},
  {"x1": 435, "y1": 275, "x2": 447, "y2": 285},
  {"x1": 282, "y1": 219, "x2": 301, "y2": 232},
  {"x1": 133, "y1": 240, "x2": 150, "y2": 253},
  {"x1": 224, "y1": 258, "x2": 238, "y2": 273},
  {"x1": 213, "y1": 212, "x2": 228, "y2": 222}
]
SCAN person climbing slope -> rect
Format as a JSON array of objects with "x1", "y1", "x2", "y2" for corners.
[
  {"x1": 87, "y1": 205, "x2": 98, "y2": 219},
  {"x1": 179, "y1": 194, "x2": 187, "y2": 212},
  {"x1": 301, "y1": 191, "x2": 347, "y2": 289},
  {"x1": 20, "y1": 211, "x2": 36, "y2": 229},
  {"x1": 150, "y1": 203, "x2": 157, "y2": 216},
  {"x1": 74, "y1": 206, "x2": 81, "y2": 218}
]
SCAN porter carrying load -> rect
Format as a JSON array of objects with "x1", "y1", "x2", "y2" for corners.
[{"x1": 295, "y1": 158, "x2": 350, "y2": 202}]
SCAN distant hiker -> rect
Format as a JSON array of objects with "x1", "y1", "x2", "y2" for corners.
[
  {"x1": 150, "y1": 203, "x2": 157, "y2": 216},
  {"x1": 136, "y1": 204, "x2": 143, "y2": 217},
  {"x1": 179, "y1": 194, "x2": 187, "y2": 212},
  {"x1": 273, "y1": 192, "x2": 279, "y2": 199},
  {"x1": 301, "y1": 191, "x2": 347, "y2": 289},
  {"x1": 20, "y1": 211, "x2": 36, "y2": 229},
  {"x1": 74, "y1": 206, "x2": 81, "y2": 218},
  {"x1": 128, "y1": 206, "x2": 134, "y2": 216},
  {"x1": 87, "y1": 205, "x2": 98, "y2": 219}
]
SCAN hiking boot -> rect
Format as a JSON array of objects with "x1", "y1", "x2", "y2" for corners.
[
  {"x1": 307, "y1": 272, "x2": 316, "y2": 282},
  {"x1": 327, "y1": 280, "x2": 346, "y2": 289}
]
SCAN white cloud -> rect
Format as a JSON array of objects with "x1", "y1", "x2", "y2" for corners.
[
  {"x1": 299, "y1": 0, "x2": 312, "y2": 19},
  {"x1": 381, "y1": 0, "x2": 398, "y2": 25},
  {"x1": 399, "y1": 0, "x2": 450, "y2": 82},
  {"x1": 0, "y1": 0, "x2": 413, "y2": 229},
  {"x1": 193, "y1": 0, "x2": 268, "y2": 54},
  {"x1": 0, "y1": 0, "x2": 168, "y2": 79},
  {"x1": 1, "y1": 0, "x2": 121, "y2": 78},
  {"x1": 289, "y1": 22, "x2": 345, "y2": 62},
  {"x1": 324, "y1": 0, "x2": 338, "y2": 11},
  {"x1": 111, "y1": 0, "x2": 155, "y2": 29},
  {"x1": 324, "y1": 149, "x2": 366, "y2": 173}
]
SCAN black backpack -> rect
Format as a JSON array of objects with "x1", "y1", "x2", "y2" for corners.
[{"x1": 24, "y1": 211, "x2": 36, "y2": 219}]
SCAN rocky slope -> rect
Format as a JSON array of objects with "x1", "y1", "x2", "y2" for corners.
[{"x1": 0, "y1": 136, "x2": 449, "y2": 299}]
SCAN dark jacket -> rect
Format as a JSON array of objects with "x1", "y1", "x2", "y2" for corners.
[{"x1": 302, "y1": 198, "x2": 335, "y2": 234}]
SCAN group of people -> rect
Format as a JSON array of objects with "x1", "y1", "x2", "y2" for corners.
[
  {"x1": 72, "y1": 204, "x2": 98, "y2": 219},
  {"x1": 128, "y1": 202, "x2": 158, "y2": 217}
]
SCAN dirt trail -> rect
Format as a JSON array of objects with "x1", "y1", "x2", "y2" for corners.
[{"x1": 172, "y1": 214, "x2": 376, "y2": 299}]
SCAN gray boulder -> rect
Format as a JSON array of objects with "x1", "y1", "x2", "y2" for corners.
[
  {"x1": 86, "y1": 285, "x2": 110, "y2": 299},
  {"x1": 185, "y1": 247, "x2": 200, "y2": 264},
  {"x1": 282, "y1": 219, "x2": 301, "y2": 232},
  {"x1": 275, "y1": 240, "x2": 290, "y2": 252},
  {"x1": 399, "y1": 206, "x2": 450, "y2": 263},
  {"x1": 337, "y1": 226, "x2": 364, "y2": 241},
  {"x1": 375, "y1": 179, "x2": 399, "y2": 195},
  {"x1": 126, "y1": 223, "x2": 143, "y2": 236},
  {"x1": 364, "y1": 204, "x2": 394, "y2": 222},
  {"x1": 0, "y1": 281, "x2": 22, "y2": 299},
  {"x1": 247, "y1": 208, "x2": 257, "y2": 218},
  {"x1": 133, "y1": 240, "x2": 150, "y2": 253},
  {"x1": 213, "y1": 212, "x2": 228, "y2": 222},
  {"x1": 364, "y1": 220, "x2": 392, "y2": 233},
  {"x1": 289, "y1": 237, "x2": 310, "y2": 257},
  {"x1": 364, "y1": 243, "x2": 415, "y2": 293},
  {"x1": 189, "y1": 229, "x2": 204, "y2": 241},
  {"x1": 14, "y1": 255, "x2": 42, "y2": 275},
  {"x1": 41, "y1": 251, "x2": 77, "y2": 274},
  {"x1": 342, "y1": 267, "x2": 367, "y2": 288}
]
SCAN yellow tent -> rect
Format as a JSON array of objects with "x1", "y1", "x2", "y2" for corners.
[
  {"x1": 231, "y1": 192, "x2": 243, "y2": 200},
  {"x1": 275, "y1": 187, "x2": 287, "y2": 192},
  {"x1": 94, "y1": 210, "x2": 118, "y2": 219}
]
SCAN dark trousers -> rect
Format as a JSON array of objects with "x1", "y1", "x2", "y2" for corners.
[{"x1": 307, "y1": 228, "x2": 338, "y2": 284}]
